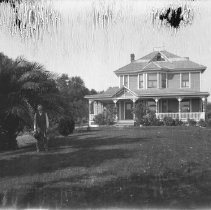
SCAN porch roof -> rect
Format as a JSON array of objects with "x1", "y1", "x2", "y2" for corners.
[{"x1": 85, "y1": 86, "x2": 209, "y2": 100}]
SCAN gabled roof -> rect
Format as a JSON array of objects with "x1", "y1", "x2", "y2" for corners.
[
  {"x1": 114, "y1": 50, "x2": 206, "y2": 74},
  {"x1": 112, "y1": 86, "x2": 137, "y2": 98}
]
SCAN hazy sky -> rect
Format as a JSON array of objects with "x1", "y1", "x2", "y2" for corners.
[{"x1": 0, "y1": 0, "x2": 210, "y2": 99}]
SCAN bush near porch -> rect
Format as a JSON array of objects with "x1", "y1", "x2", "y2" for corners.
[
  {"x1": 93, "y1": 104, "x2": 117, "y2": 125},
  {"x1": 133, "y1": 101, "x2": 211, "y2": 127}
]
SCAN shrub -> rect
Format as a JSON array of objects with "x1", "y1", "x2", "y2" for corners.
[
  {"x1": 134, "y1": 121, "x2": 140, "y2": 127},
  {"x1": 0, "y1": 132, "x2": 11, "y2": 151},
  {"x1": 187, "y1": 119, "x2": 197, "y2": 126},
  {"x1": 163, "y1": 117, "x2": 175, "y2": 126},
  {"x1": 174, "y1": 118, "x2": 183, "y2": 126},
  {"x1": 206, "y1": 119, "x2": 211, "y2": 128},
  {"x1": 93, "y1": 104, "x2": 116, "y2": 125},
  {"x1": 197, "y1": 119, "x2": 206, "y2": 127},
  {"x1": 140, "y1": 111, "x2": 162, "y2": 126},
  {"x1": 58, "y1": 117, "x2": 75, "y2": 136},
  {"x1": 206, "y1": 112, "x2": 211, "y2": 119},
  {"x1": 93, "y1": 113, "x2": 105, "y2": 125}
]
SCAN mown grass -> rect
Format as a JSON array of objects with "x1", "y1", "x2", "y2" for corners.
[{"x1": 0, "y1": 126, "x2": 211, "y2": 209}]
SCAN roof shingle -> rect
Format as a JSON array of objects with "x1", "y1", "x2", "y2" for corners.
[{"x1": 114, "y1": 50, "x2": 206, "y2": 74}]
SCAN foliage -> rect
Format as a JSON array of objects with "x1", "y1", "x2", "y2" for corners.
[
  {"x1": 174, "y1": 118, "x2": 184, "y2": 126},
  {"x1": 93, "y1": 113, "x2": 105, "y2": 125},
  {"x1": 133, "y1": 101, "x2": 147, "y2": 123},
  {"x1": 58, "y1": 117, "x2": 75, "y2": 136},
  {"x1": 93, "y1": 104, "x2": 116, "y2": 125},
  {"x1": 187, "y1": 119, "x2": 197, "y2": 126},
  {"x1": 206, "y1": 102, "x2": 211, "y2": 119},
  {"x1": 163, "y1": 117, "x2": 175, "y2": 126},
  {"x1": 0, "y1": 53, "x2": 63, "y2": 149},
  {"x1": 206, "y1": 119, "x2": 211, "y2": 128},
  {"x1": 206, "y1": 112, "x2": 211, "y2": 119},
  {"x1": 197, "y1": 119, "x2": 206, "y2": 127},
  {"x1": 139, "y1": 111, "x2": 162, "y2": 126},
  {"x1": 56, "y1": 74, "x2": 97, "y2": 124}
]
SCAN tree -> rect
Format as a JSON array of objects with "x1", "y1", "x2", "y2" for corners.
[
  {"x1": 0, "y1": 53, "x2": 63, "y2": 150},
  {"x1": 56, "y1": 74, "x2": 97, "y2": 124}
]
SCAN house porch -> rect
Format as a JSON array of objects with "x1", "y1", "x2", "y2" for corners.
[{"x1": 88, "y1": 96, "x2": 207, "y2": 126}]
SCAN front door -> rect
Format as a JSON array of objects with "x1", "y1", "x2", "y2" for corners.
[{"x1": 125, "y1": 102, "x2": 133, "y2": 120}]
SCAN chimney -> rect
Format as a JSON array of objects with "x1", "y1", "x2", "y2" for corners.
[{"x1": 130, "y1": 53, "x2": 135, "y2": 62}]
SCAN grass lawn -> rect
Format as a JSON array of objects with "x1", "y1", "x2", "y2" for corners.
[{"x1": 1, "y1": 126, "x2": 211, "y2": 209}]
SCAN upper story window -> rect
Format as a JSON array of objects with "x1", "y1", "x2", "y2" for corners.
[
  {"x1": 161, "y1": 73, "x2": 167, "y2": 88},
  {"x1": 123, "y1": 75, "x2": 129, "y2": 88},
  {"x1": 139, "y1": 74, "x2": 143, "y2": 89},
  {"x1": 147, "y1": 73, "x2": 157, "y2": 88},
  {"x1": 181, "y1": 73, "x2": 189, "y2": 88}
]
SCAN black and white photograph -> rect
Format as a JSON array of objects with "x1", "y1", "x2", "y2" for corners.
[{"x1": 0, "y1": 0, "x2": 211, "y2": 209}]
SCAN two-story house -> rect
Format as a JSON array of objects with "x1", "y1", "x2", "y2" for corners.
[{"x1": 85, "y1": 50, "x2": 209, "y2": 126}]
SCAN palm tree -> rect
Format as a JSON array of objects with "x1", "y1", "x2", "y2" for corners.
[{"x1": 0, "y1": 53, "x2": 63, "y2": 150}]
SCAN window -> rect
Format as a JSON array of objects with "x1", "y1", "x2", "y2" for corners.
[
  {"x1": 139, "y1": 74, "x2": 143, "y2": 89},
  {"x1": 120, "y1": 75, "x2": 123, "y2": 87},
  {"x1": 147, "y1": 73, "x2": 157, "y2": 88},
  {"x1": 161, "y1": 73, "x2": 167, "y2": 88},
  {"x1": 124, "y1": 75, "x2": 129, "y2": 87},
  {"x1": 181, "y1": 73, "x2": 189, "y2": 88}
]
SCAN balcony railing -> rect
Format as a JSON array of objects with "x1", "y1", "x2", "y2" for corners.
[{"x1": 156, "y1": 112, "x2": 205, "y2": 121}]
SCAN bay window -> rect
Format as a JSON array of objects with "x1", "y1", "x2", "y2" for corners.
[
  {"x1": 124, "y1": 75, "x2": 129, "y2": 87},
  {"x1": 139, "y1": 74, "x2": 143, "y2": 89},
  {"x1": 161, "y1": 73, "x2": 167, "y2": 88},
  {"x1": 147, "y1": 73, "x2": 157, "y2": 88}
]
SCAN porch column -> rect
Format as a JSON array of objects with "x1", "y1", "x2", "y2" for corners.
[
  {"x1": 177, "y1": 97, "x2": 182, "y2": 120},
  {"x1": 202, "y1": 97, "x2": 207, "y2": 120},
  {"x1": 88, "y1": 100, "x2": 93, "y2": 126},
  {"x1": 154, "y1": 98, "x2": 159, "y2": 114},
  {"x1": 132, "y1": 98, "x2": 137, "y2": 120},
  {"x1": 113, "y1": 99, "x2": 118, "y2": 121},
  {"x1": 202, "y1": 97, "x2": 206, "y2": 112}
]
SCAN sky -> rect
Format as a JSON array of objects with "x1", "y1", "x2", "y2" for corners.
[{"x1": 0, "y1": 0, "x2": 211, "y2": 100}]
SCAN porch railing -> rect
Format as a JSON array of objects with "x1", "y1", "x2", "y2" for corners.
[
  {"x1": 89, "y1": 114, "x2": 95, "y2": 121},
  {"x1": 156, "y1": 112, "x2": 205, "y2": 121}
]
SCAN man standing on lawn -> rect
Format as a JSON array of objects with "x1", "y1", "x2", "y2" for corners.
[{"x1": 34, "y1": 104, "x2": 49, "y2": 152}]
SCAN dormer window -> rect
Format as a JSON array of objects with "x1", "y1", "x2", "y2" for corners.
[
  {"x1": 152, "y1": 52, "x2": 165, "y2": 62},
  {"x1": 157, "y1": 53, "x2": 161, "y2": 61}
]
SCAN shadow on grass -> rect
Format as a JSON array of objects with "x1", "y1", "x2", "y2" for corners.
[
  {"x1": 0, "y1": 132, "x2": 150, "y2": 178},
  {"x1": 1, "y1": 164, "x2": 211, "y2": 209}
]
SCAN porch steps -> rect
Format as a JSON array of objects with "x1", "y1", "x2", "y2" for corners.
[{"x1": 115, "y1": 120, "x2": 134, "y2": 127}]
